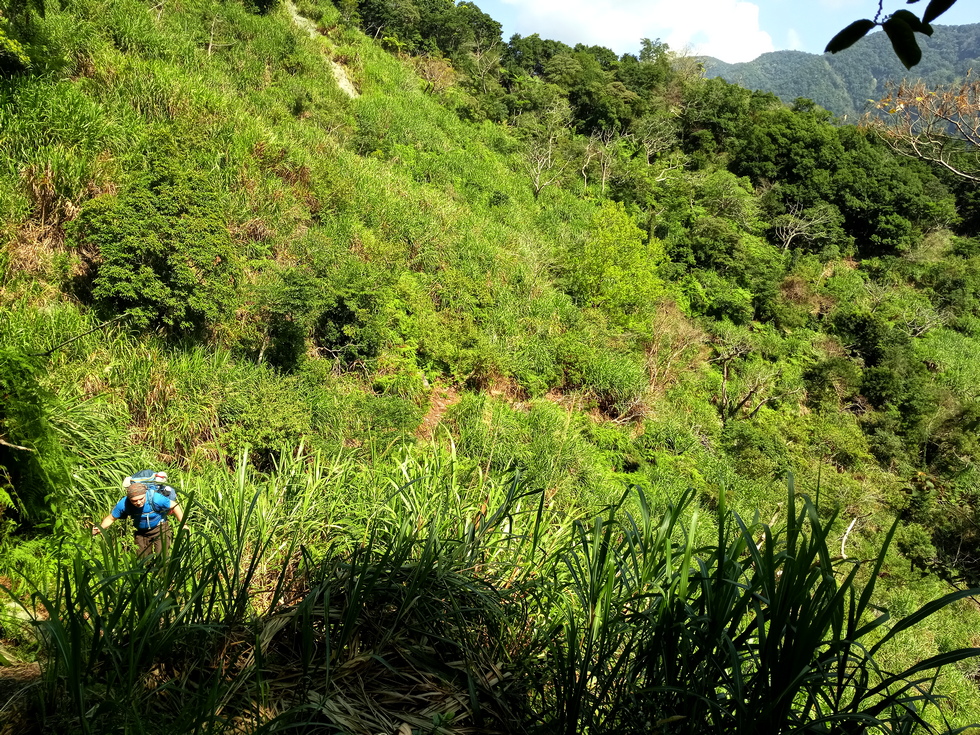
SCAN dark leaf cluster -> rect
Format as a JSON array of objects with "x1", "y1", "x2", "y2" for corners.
[{"x1": 827, "y1": 0, "x2": 959, "y2": 68}]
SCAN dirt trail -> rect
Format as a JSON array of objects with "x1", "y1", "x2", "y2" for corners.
[
  {"x1": 417, "y1": 386, "x2": 460, "y2": 440},
  {"x1": 286, "y1": 1, "x2": 359, "y2": 98}
]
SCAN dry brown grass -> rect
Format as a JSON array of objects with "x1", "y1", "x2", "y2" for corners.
[
  {"x1": 644, "y1": 300, "x2": 708, "y2": 396},
  {"x1": 5, "y1": 224, "x2": 60, "y2": 278},
  {"x1": 814, "y1": 335, "x2": 848, "y2": 358},
  {"x1": 253, "y1": 142, "x2": 311, "y2": 187},
  {"x1": 0, "y1": 662, "x2": 41, "y2": 735},
  {"x1": 230, "y1": 217, "x2": 274, "y2": 244},
  {"x1": 543, "y1": 388, "x2": 586, "y2": 413},
  {"x1": 6, "y1": 154, "x2": 117, "y2": 285},
  {"x1": 401, "y1": 53, "x2": 457, "y2": 96},
  {"x1": 779, "y1": 274, "x2": 834, "y2": 315}
]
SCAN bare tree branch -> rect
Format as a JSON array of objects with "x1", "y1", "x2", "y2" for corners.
[
  {"x1": 0, "y1": 438, "x2": 35, "y2": 453},
  {"x1": 865, "y1": 78, "x2": 980, "y2": 182}
]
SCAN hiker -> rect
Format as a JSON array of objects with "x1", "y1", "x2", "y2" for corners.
[{"x1": 92, "y1": 481, "x2": 185, "y2": 556}]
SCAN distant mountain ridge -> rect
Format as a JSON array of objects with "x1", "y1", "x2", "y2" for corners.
[{"x1": 701, "y1": 23, "x2": 980, "y2": 118}]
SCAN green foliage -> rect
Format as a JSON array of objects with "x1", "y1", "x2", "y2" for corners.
[
  {"x1": 623, "y1": 487, "x2": 979, "y2": 733},
  {"x1": 218, "y1": 370, "x2": 314, "y2": 462},
  {"x1": 827, "y1": 1, "x2": 959, "y2": 70},
  {"x1": 731, "y1": 111, "x2": 956, "y2": 258},
  {"x1": 4, "y1": 0, "x2": 980, "y2": 726},
  {"x1": 707, "y1": 15, "x2": 979, "y2": 117},
  {"x1": 803, "y1": 355, "x2": 863, "y2": 409},
  {"x1": 0, "y1": 347, "x2": 63, "y2": 525},
  {"x1": 240, "y1": 255, "x2": 398, "y2": 372},
  {"x1": 566, "y1": 343, "x2": 649, "y2": 418},
  {"x1": 916, "y1": 328, "x2": 980, "y2": 398},
  {"x1": 243, "y1": 0, "x2": 280, "y2": 15},
  {"x1": 250, "y1": 266, "x2": 321, "y2": 371},
  {"x1": 685, "y1": 270, "x2": 755, "y2": 324},
  {"x1": 529, "y1": 481, "x2": 980, "y2": 734},
  {"x1": 0, "y1": 18, "x2": 30, "y2": 74},
  {"x1": 560, "y1": 200, "x2": 664, "y2": 328},
  {"x1": 722, "y1": 418, "x2": 791, "y2": 480},
  {"x1": 351, "y1": 0, "x2": 500, "y2": 58},
  {"x1": 71, "y1": 157, "x2": 239, "y2": 334},
  {"x1": 217, "y1": 364, "x2": 424, "y2": 465},
  {"x1": 448, "y1": 394, "x2": 612, "y2": 505},
  {"x1": 5, "y1": 455, "x2": 546, "y2": 732},
  {"x1": 16, "y1": 460, "x2": 980, "y2": 734}
]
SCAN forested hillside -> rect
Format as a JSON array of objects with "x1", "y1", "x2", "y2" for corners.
[
  {"x1": 3, "y1": 0, "x2": 980, "y2": 732},
  {"x1": 703, "y1": 23, "x2": 980, "y2": 117}
]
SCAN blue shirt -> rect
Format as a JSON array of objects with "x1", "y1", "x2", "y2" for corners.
[{"x1": 111, "y1": 491, "x2": 174, "y2": 530}]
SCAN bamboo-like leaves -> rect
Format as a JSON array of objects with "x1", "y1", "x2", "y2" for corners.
[{"x1": 545, "y1": 479, "x2": 980, "y2": 733}]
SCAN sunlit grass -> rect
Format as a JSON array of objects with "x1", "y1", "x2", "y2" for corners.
[{"x1": 6, "y1": 458, "x2": 978, "y2": 734}]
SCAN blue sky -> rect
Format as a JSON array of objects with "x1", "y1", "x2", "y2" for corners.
[{"x1": 470, "y1": 0, "x2": 977, "y2": 63}]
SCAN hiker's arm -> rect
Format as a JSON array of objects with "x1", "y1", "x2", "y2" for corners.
[
  {"x1": 170, "y1": 502, "x2": 184, "y2": 524},
  {"x1": 92, "y1": 515, "x2": 115, "y2": 535}
]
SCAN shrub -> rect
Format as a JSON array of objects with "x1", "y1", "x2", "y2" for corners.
[
  {"x1": 683, "y1": 270, "x2": 754, "y2": 325},
  {"x1": 218, "y1": 368, "x2": 313, "y2": 465},
  {"x1": 803, "y1": 356, "x2": 862, "y2": 409},
  {"x1": 576, "y1": 347, "x2": 648, "y2": 419},
  {"x1": 0, "y1": 22, "x2": 30, "y2": 75},
  {"x1": 72, "y1": 157, "x2": 239, "y2": 335},
  {"x1": 446, "y1": 394, "x2": 609, "y2": 505},
  {"x1": 721, "y1": 417, "x2": 790, "y2": 481},
  {"x1": 559, "y1": 200, "x2": 665, "y2": 330}
]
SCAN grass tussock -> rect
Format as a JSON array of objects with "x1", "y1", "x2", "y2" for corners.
[{"x1": 3, "y1": 453, "x2": 978, "y2": 734}]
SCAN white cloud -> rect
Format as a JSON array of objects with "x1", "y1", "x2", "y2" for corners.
[
  {"x1": 787, "y1": 27, "x2": 803, "y2": 51},
  {"x1": 499, "y1": 0, "x2": 774, "y2": 63}
]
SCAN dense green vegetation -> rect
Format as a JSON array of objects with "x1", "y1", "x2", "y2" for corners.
[{"x1": 3, "y1": 0, "x2": 980, "y2": 731}]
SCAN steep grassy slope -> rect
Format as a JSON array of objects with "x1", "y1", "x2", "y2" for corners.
[{"x1": 3, "y1": 0, "x2": 980, "y2": 732}]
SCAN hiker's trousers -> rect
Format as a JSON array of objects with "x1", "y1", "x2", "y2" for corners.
[{"x1": 135, "y1": 521, "x2": 172, "y2": 557}]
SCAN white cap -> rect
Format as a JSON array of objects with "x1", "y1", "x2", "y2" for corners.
[
  {"x1": 155, "y1": 471, "x2": 168, "y2": 482},
  {"x1": 123, "y1": 476, "x2": 133, "y2": 488}
]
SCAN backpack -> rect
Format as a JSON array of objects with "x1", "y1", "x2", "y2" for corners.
[{"x1": 131, "y1": 469, "x2": 177, "y2": 503}]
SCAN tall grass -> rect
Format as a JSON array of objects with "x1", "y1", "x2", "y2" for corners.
[
  {"x1": 532, "y1": 481, "x2": 980, "y2": 734},
  {"x1": 8, "y1": 451, "x2": 556, "y2": 733},
  {"x1": 6, "y1": 456, "x2": 979, "y2": 734}
]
